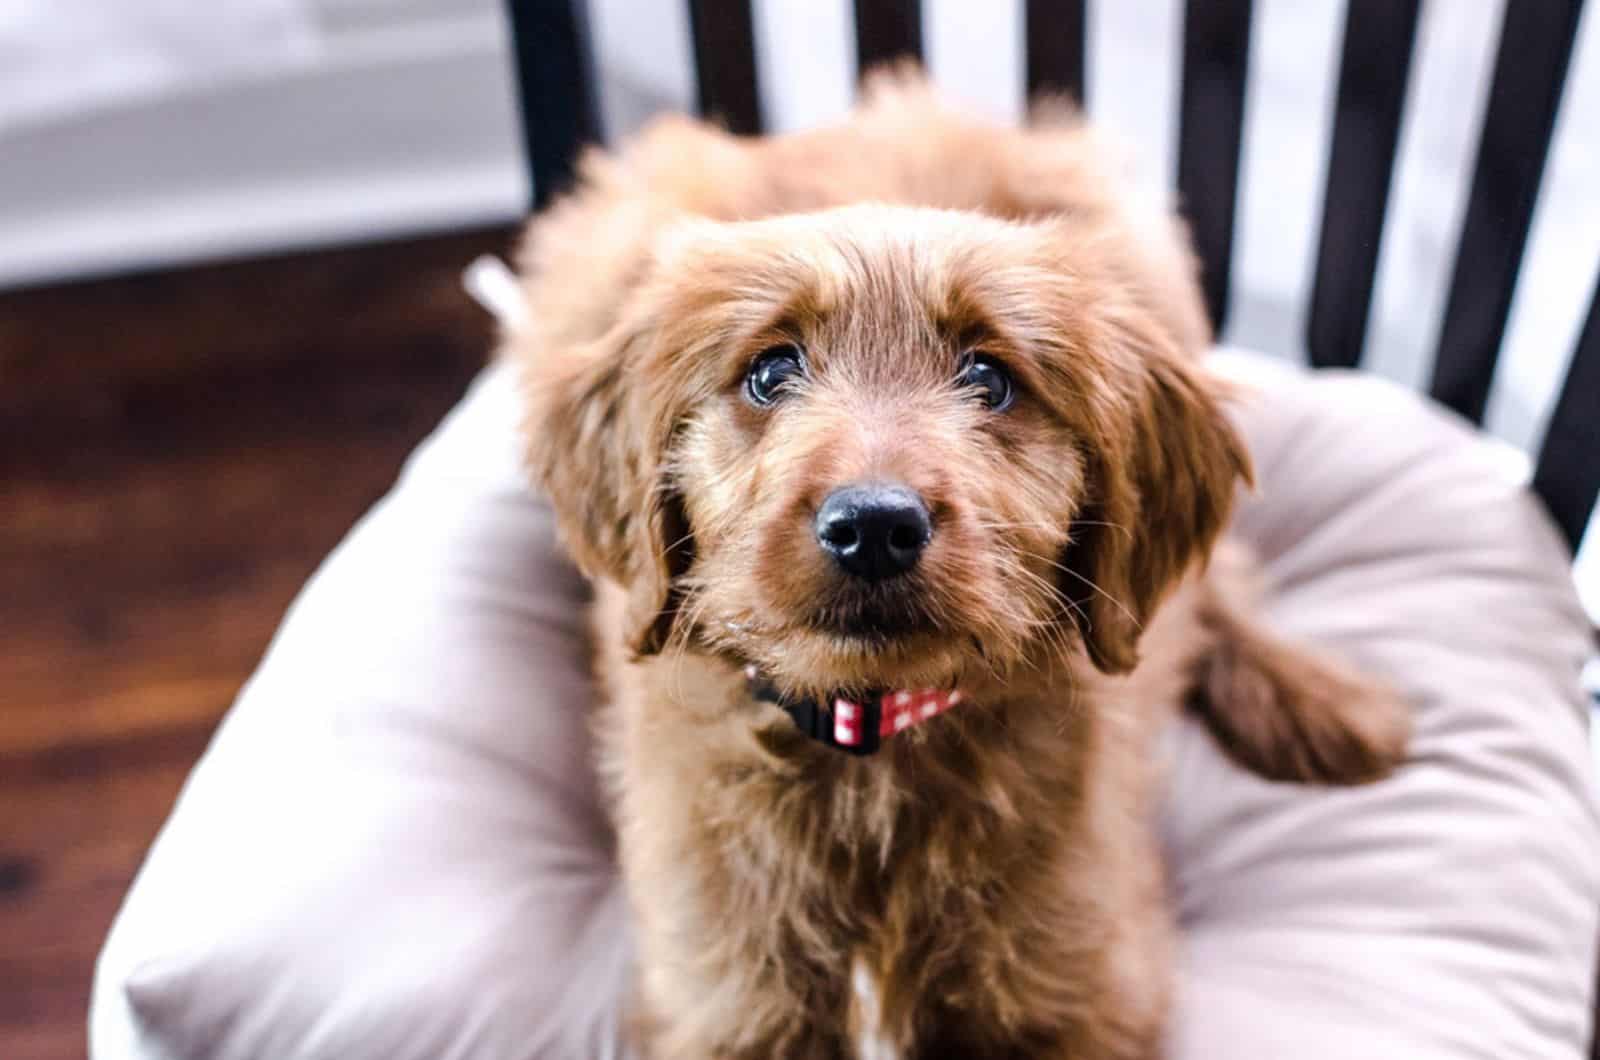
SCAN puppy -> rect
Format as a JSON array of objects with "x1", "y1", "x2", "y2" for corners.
[{"x1": 509, "y1": 73, "x2": 1409, "y2": 1060}]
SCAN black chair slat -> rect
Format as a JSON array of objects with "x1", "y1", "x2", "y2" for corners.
[
  {"x1": 1532, "y1": 275, "x2": 1600, "y2": 552},
  {"x1": 1025, "y1": 0, "x2": 1088, "y2": 105},
  {"x1": 506, "y1": 0, "x2": 601, "y2": 211},
  {"x1": 1428, "y1": 0, "x2": 1586, "y2": 423},
  {"x1": 687, "y1": 0, "x2": 763, "y2": 135},
  {"x1": 1176, "y1": 0, "x2": 1253, "y2": 335},
  {"x1": 1306, "y1": 0, "x2": 1421, "y2": 370},
  {"x1": 854, "y1": 0, "x2": 923, "y2": 75}
]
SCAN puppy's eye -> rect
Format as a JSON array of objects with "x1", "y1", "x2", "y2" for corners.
[
  {"x1": 745, "y1": 345, "x2": 805, "y2": 407},
  {"x1": 958, "y1": 353, "x2": 1015, "y2": 412}
]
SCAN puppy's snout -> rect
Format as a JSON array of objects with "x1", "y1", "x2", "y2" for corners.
[{"x1": 814, "y1": 483, "x2": 931, "y2": 581}]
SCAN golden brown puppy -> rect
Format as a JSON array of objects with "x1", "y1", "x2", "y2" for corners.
[{"x1": 509, "y1": 72, "x2": 1409, "y2": 1060}]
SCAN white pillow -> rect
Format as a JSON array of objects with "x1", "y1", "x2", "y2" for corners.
[{"x1": 91, "y1": 351, "x2": 1600, "y2": 1059}]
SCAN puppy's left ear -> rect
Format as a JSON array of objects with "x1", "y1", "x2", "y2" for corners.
[
  {"x1": 518, "y1": 318, "x2": 692, "y2": 658},
  {"x1": 1063, "y1": 334, "x2": 1253, "y2": 674}
]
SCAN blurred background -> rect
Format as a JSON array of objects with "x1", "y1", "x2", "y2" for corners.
[{"x1": 2, "y1": 2, "x2": 1597, "y2": 1057}]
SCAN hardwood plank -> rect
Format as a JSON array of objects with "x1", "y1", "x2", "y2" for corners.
[
  {"x1": 0, "y1": 226, "x2": 511, "y2": 432},
  {"x1": 0, "y1": 227, "x2": 503, "y2": 1060}
]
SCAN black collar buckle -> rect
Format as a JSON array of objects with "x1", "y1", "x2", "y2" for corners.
[{"x1": 747, "y1": 673, "x2": 881, "y2": 756}]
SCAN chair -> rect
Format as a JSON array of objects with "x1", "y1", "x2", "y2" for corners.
[{"x1": 504, "y1": 1, "x2": 1600, "y2": 1054}]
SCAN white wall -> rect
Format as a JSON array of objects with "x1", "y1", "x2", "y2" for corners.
[{"x1": 0, "y1": 0, "x2": 527, "y2": 287}]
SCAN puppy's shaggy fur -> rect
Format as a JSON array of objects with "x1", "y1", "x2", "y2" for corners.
[{"x1": 509, "y1": 74, "x2": 1409, "y2": 1059}]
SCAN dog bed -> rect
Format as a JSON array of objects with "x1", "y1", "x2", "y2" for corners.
[{"x1": 90, "y1": 350, "x2": 1600, "y2": 1059}]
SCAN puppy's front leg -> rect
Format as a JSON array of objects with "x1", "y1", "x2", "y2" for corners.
[
  {"x1": 636, "y1": 985, "x2": 853, "y2": 1060},
  {"x1": 909, "y1": 840, "x2": 1172, "y2": 1060}
]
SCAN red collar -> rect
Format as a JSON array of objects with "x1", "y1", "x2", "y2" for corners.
[{"x1": 745, "y1": 667, "x2": 963, "y2": 756}]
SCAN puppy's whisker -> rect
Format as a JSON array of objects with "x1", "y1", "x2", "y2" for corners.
[
  {"x1": 1016, "y1": 550, "x2": 1141, "y2": 630},
  {"x1": 1057, "y1": 567, "x2": 1139, "y2": 628},
  {"x1": 975, "y1": 519, "x2": 1061, "y2": 532},
  {"x1": 991, "y1": 553, "x2": 1089, "y2": 629},
  {"x1": 1066, "y1": 520, "x2": 1135, "y2": 539},
  {"x1": 663, "y1": 595, "x2": 710, "y2": 702},
  {"x1": 995, "y1": 555, "x2": 1061, "y2": 598},
  {"x1": 660, "y1": 530, "x2": 696, "y2": 558}
]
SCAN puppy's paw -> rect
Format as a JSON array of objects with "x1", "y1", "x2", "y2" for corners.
[{"x1": 1194, "y1": 636, "x2": 1411, "y2": 786}]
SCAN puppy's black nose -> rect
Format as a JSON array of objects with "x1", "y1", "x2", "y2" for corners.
[{"x1": 814, "y1": 483, "x2": 931, "y2": 581}]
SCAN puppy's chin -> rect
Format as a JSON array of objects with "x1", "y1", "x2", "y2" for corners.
[
  {"x1": 792, "y1": 583, "x2": 952, "y2": 680},
  {"x1": 804, "y1": 603, "x2": 940, "y2": 643},
  {"x1": 734, "y1": 624, "x2": 974, "y2": 703}
]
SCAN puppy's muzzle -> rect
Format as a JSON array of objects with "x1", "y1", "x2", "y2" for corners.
[{"x1": 814, "y1": 482, "x2": 931, "y2": 581}]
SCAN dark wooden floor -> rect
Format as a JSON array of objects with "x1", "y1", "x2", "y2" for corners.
[{"x1": 0, "y1": 224, "x2": 517, "y2": 1060}]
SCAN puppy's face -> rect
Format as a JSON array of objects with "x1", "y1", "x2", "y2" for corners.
[{"x1": 526, "y1": 205, "x2": 1248, "y2": 703}]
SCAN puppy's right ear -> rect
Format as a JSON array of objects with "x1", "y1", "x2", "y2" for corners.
[
  {"x1": 518, "y1": 317, "x2": 691, "y2": 657},
  {"x1": 507, "y1": 116, "x2": 757, "y2": 655}
]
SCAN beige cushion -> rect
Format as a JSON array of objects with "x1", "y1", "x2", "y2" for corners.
[{"x1": 91, "y1": 351, "x2": 1600, "y2": 1059}]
